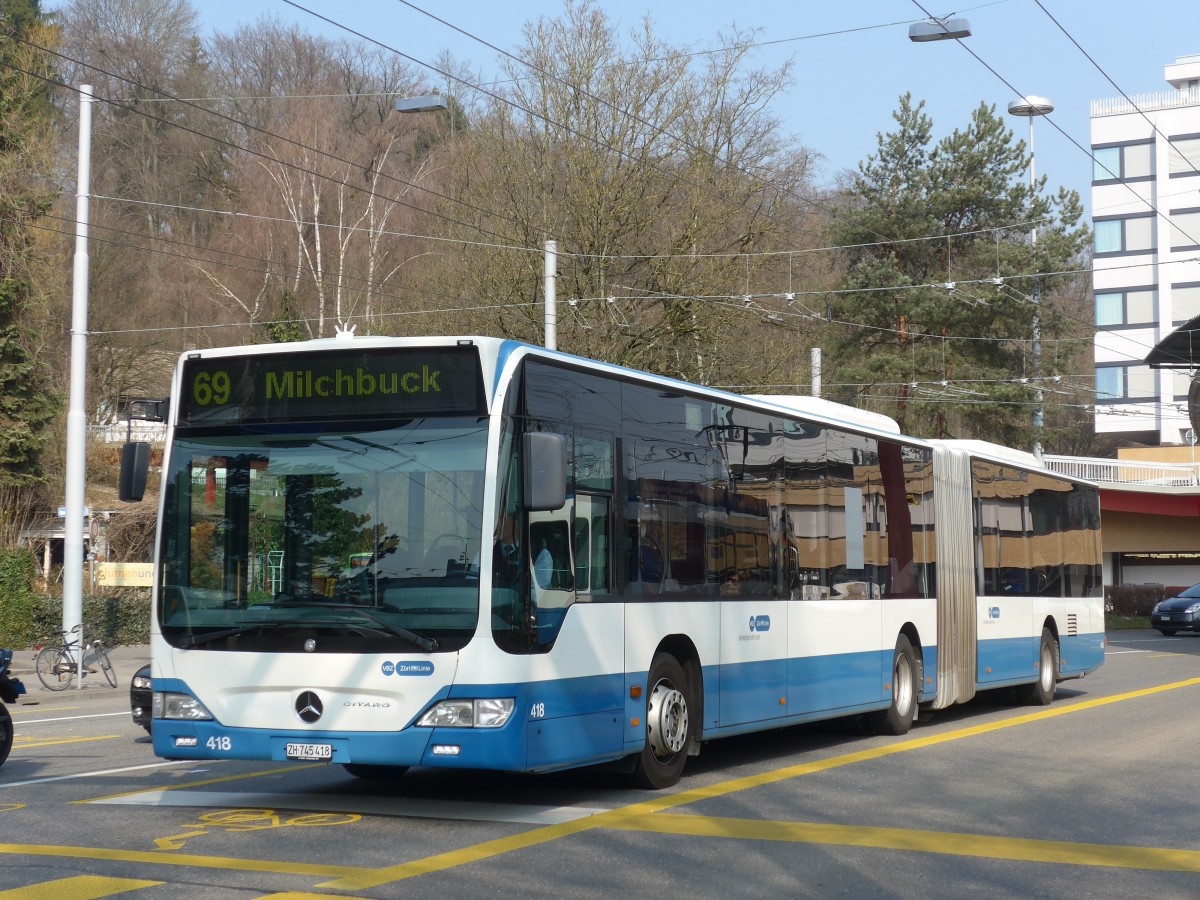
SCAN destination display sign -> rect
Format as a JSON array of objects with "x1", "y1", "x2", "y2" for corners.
[{"x1": 178, "y1": 347, "x2": 484, "y2": 425}]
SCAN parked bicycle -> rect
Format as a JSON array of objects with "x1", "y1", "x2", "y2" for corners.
[{"x1": 34, "y1": 625, "x2": 117, "y2": 691}]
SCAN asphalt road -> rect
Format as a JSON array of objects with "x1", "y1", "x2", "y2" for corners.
[{"x1": 1, "y1": 630, "x2": 1199, "y2": 898}]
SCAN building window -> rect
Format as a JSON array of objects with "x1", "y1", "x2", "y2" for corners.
[
  {"x1": 1093, "y1": 141, "x2": 1153, "y2": 182},
  {"x1": 1096, "y1": 364, "x2": 1157, "y2": 402},
  {"x1": 1093, "y1": 147, "x2": 1120, "y2": 181},
  {"x1": 1094, "y1": 215, "x2": 1155, "y2": 255},
  {"x1": 1170, "y1": 209, "x2": 1200, "y2": 250},
  {"x1": 1095, "y1": 288, "x2": 1155, "y2": 327},
  {"x1": 1173, "y1": 283, "x2": 1200, "y2": 323},
  {"x1": 1168, "y1": 136, "x2": 1200, "y2": 177}
]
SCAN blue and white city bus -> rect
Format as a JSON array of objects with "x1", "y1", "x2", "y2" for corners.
[{"x1": 122, "y1": 331, "x2": 1105, "y2": 788}]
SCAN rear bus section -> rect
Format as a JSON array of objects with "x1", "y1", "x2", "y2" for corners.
[{"x1": 929, "y1": 442, "x2": 1105, "y2": 711}]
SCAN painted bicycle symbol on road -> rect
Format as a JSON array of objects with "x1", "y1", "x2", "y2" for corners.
[{"x1": 154, "y1": 807, "x2": 361, "y2": 850}]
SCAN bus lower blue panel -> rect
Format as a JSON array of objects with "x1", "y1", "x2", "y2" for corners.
[
  {"x1": 787, "y1": 649, "x2": 885, "y2": 716},
  {"x1": 526, "y1": 711, "x2": 624, "y2": 771},
  {"x1": 1060, "y1": 632, "x2": 1105, "y2": 678},
  {"x1": 977, "y1": 635, "x2": 1037, "y2": 684},
  {"x1": 151, "y1": 721, "x2": 438, "y2": 767},
  {"x1": 152, "y1": 672, "x2": 626, "y2": 775},
  {"x1": 719, "y1": 658, "x2": 790, "y2": 725}
]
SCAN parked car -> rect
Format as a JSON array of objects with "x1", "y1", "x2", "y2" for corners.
[
  {"x1": 130, "y1": 664, "x2": 152, "y2": 733},
  {"x1": 1150, "y1": 584, "x2": 1200, "y2": 635}
]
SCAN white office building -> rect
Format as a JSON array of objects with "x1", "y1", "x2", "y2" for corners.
[{"x1": 1092, "y1": 55, "x2": 1200, "y2": 446}]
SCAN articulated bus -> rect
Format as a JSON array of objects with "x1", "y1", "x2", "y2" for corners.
[{"x1": 122, "y1": 332, "x2": 1105, "y2": 788}]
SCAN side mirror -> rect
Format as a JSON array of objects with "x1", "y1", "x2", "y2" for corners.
[
  {"x1": 119, "y1": 442, "x2": 151, "y2": 502},
  {"x1": 522, "y1": 432, "x2": 566, "y2": 511}
]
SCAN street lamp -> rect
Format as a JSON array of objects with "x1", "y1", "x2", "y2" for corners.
[
  {"x1": 1007, "y1": 96, "x2": 1054, "y2": 458},
  {"x1": 1007, "y1": 97, "x2": 1055, "y2": 186},
  {"x1": 908, "y1": 16, "x2": 971, "y2": 42}
]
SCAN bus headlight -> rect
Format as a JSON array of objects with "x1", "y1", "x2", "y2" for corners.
[
  {"x1": 153, "y1": 691, "x2": 214, "y2": 721},
  {"x1": 417, "y1": 698, "x2": 514, "y2": 728}
]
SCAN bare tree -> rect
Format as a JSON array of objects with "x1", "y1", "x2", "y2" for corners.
[
  {"x1": 433, "y1": 0, "x2": 817, "y2": 385},
  {"x1": 56, "y1": 0, "x2": 234, "y2": 413},
  {"x1": 206, "y1": 23, "x2": 432, "y2": 338}
]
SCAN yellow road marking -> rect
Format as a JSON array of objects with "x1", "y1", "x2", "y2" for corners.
[
  {"x1": 12, "y1": 736, "x2": 120, "y2": 750},
  {"x1": 4, "y1": 707, "x2": 80, "y2": 716},
  {"x1": 151, "y1": 808, "x2": 363, "y2": 851},
  {"x1": 154, "y1": 831, "x2": 208, "y2": 851},
  {"x1": 0, "y1": 804, "x2": 24, "y2": 813},
  {"x1": 604, "y1": 813, "x2": 1200, "y2": 873},
  {"x1": 2, "y1": 676, "x2": 1197, "y2": 891},
  {"x1": 319, "y1": 676, "x2": 1200, "y2": 890},
  {"x1": 0, "y1": 844, "x2": 360, "y2": 880},
  {"x1": 0, "y1": 875, "x2": 161, "y2": 898}
]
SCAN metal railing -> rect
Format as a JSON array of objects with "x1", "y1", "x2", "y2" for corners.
[
  {"x1": 87, "y1": 422, "x2": 166, "y2": 444},
  {"x1": 1044, "y1": 455, "x2": 1200, "y2": 487},
  {"x1": 1091, "y1": 90, "x2": 1200, "y2": 117}
]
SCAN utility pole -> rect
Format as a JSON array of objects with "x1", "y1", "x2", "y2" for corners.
[
  {"x1": 63, "y1": 84, "x2": 94, "y2": 646},
  {"x1": 544, "y1": 240, "x2": 557, "y2": 351}
]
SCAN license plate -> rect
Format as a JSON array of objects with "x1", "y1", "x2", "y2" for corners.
[{"x1": 286, "y1": 742, "x2": 332, "y2": 761}]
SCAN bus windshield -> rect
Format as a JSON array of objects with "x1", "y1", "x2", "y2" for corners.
[{"x1": 157, "y1": 417, "x2": 488, "y2": 653}]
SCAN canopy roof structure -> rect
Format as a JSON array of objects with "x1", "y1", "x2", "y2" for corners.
[{"x1": 1147, "y1": 313, "x2": 1200, "y2": 368}]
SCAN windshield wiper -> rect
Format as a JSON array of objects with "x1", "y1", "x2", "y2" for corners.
[
  {"x1": 178, "y1": 621, "x2": 289, "y2": 648},
  {"x1": 276, "y1": 601, "x2": 439, "y2": 652}
]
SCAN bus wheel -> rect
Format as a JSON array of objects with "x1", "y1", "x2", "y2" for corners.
[
  {"x1": 1016, "y1": 628, "x2": 1058, "y2": 706},
  {"x1": 868, "y1": 635, "x2": 917, "y2": 736},
  {"x1": 631, "y1": 653, "x2": 691, "y2": 790},
  {"x1": 342, "y1": 763, "x2": 410, "y2": 780}
]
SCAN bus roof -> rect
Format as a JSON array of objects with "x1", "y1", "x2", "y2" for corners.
[
  {"x1": 745, "y1": 395, "x2": 902, "y2": 435},
  {"x1": 175, "y1": 333, "x2": 930, "y2": 445},
  {"x1": 935, "y1": 439, "x2": 1045, "y2": 471}
]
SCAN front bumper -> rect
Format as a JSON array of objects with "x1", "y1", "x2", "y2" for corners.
[{"x1": 1151, "y1": 612, "x2": 1200, "y2": 632}]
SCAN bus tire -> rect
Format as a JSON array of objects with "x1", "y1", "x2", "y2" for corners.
[
  {"x1": 341, "y1": 763, "x2": 410, "y2": 780},
  {"x1": 1016, "y1": 627, "x2": 1058, "y2": 706},
  {"x1": 630, "y1": 653, "x2": 691, "y2": 790},
  {"x1": 868, "y1": 635, "x2": 917, "y2": 736}
]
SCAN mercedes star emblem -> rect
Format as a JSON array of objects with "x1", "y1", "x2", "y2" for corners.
[{"x1": 295, "y1": 690, "x2": 323, "y2": 724}]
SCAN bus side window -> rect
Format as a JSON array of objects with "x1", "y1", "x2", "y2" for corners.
[
  {"x1": 574, "y1": 496, "x2": 610, "y2": 596},
  {"x1": 591, "y1": 507, "x2": 609, "y2": 592},
  {"x1": 530, "y1": 521, "x2": 573, "y2": 592},
  {"x1": 574, "y1": 517, "x2": 590, "y2": 592}
]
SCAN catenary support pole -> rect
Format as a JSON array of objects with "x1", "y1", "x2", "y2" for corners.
[
  {"x1": 544, "y1": 240, "x2": 557, "y2": 351},
  {"x1": 64, "y1": 84, "x2": 94, "y2": 664}
]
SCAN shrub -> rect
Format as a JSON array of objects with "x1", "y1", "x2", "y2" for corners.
[
  {"x1": 1105, "y1": 583, "x2": 1165, "y2": 617},
  {"x1": 0, "y1": 574, "x2": 150, "y2": 649},
  {"x1": 0, "y1": 548, "x2": 47, "y2": 647}
]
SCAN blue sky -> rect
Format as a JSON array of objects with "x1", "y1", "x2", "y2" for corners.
[{"x1": 180, "y1": 1, "x2": 1200, "y2": 214}]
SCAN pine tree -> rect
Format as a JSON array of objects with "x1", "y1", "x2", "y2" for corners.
[
  {"x1": 827, "y1": 93, "x2": 1089, "y2": 447},
  {"x1": 0, "y1": 0, "x2": 59, "y2": 486}
]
